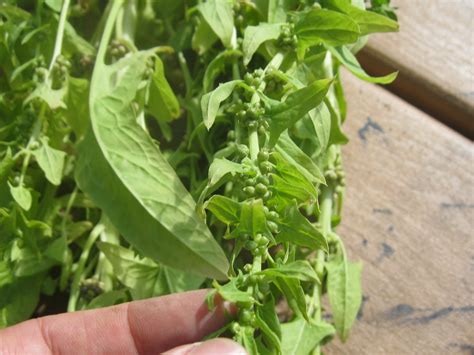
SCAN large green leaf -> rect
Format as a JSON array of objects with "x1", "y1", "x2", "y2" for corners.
[
  {"x1": 277, "y1": 202, "x2": 328, "y2": 251},
  {"x1": 197, "y1": 0, "x2": 234, "y2": 48},
  {"x1": 255, "y1": 295, "x2": 282, "y2": 352},
  {"x1": 242, "y1": 23, "x2": 282, "y2": 65},
  {"x1": 205, "y1": 195, "x2": 241, "y2": 225},
  {"x1": 267, "y1": 79, "x2": 332, "y2": 146},
  {"x1": 326, "y1": 256, "x2": 362, "y2": 342},
  {"x1": 275, "y1": 131, "x2": 326, "y2": 184},
  {"x1": 0, "y1": 275, "x2": 43, "y2": 328},
  {"x1": 295, "y1": 8, "x2": 360, "y2": 47},
  {"x1": 325, "y1": 0, "x2": 399, "y2": 35},
  {"x1": 329, "y1": 45, "x2": 397, "y2": 84},
  {"x1": 97, "y1": 242, "x2": 161, "y2": 300},
  {"x1": 281, "y1": 319, "x2": 335, "y2": 355},
  {"x1": 76, "y1": 26, "x2": 229, "y2": 280},
  {"x1": 258, "y1": 260, "x2": 320, "y2": 283}
]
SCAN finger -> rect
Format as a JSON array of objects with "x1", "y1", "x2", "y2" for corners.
[
  {"x1": 0, "y1": 289, "x2": 235, "y2": 354},
  {"x1": 163, "y1": 338, "x2": 247, "y2": 355}
]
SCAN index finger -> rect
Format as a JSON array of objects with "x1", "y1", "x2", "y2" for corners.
[{"x1": 0, "y1": 289, "x2": 235, "y2": 354}]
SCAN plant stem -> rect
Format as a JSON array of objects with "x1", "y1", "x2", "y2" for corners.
[
  {"x1": 248, "y1": 127, "x2": 259, "y2": 161},
  {"x1": 49, "y1": 0, "x2": 71, "y2": 71},
  {"x1": 312, "y1": 186, "x2": 333, "y2": 355},
  {"x1": 67, "y1": 223, "x2": 104, "y2": 312},
  {"x1": 96, "y1": 0, "x2": 125, "y2": 66}
]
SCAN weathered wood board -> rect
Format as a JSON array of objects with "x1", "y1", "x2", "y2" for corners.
[
  {"x1": 358, "y1": 0, "x2": 474, "y2": 138},
  {"x1": 326, "y1": 73, "x2": 474, "y2": 354}
]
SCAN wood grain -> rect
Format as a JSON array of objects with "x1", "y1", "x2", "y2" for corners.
[
  {"x1": 325, "y1": 72, "x2": 474, "y2": 354},
  {"x1": 358, "y1": 0, "x2": 474, "y2": 138}
]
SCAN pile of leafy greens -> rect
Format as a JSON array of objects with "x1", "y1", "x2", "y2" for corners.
[{"x1": 0, "y1": 0, "x2": 398, "y2": 353}]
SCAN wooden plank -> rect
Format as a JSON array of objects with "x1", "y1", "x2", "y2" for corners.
[
  {"x1": 358, "y1": 0, "x2": 474, "y2": 138},
  {"x1": 326, "y1": 73, "x2": 474, "y2": 354}
]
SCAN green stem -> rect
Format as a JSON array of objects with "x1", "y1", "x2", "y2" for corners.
[
  {"x1": 96, "y1": 0, "x2": 125, "y2": 66},
  {"x1": 248, "y1": 127, "x2": 259, "y2": 161},
  {"x1": 49, "y1": 0, "x2": 71, "y2": 71},
  {"x1": 67, "y1": 223, "x2": 104, "y2": 312},
  {"x1": 311, "y1": 186, "x2": 333, "y2": 354},
  {"x1": 178, "y1": 52, "x2": 193, "y2": 99}
]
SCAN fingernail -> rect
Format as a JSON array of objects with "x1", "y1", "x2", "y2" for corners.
[
  {"x1": 163, "y1": 342, "x2": 201, "y2": 355},
  {"x1": 188, "y1": 338, "x2": 247, "y2": 355}
]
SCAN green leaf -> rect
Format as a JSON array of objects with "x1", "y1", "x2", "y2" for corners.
[
  {"x1": 326, "y1": 257, "x2": 362, "y2": 342},
  {"x1": 148, "y1": 57, "x2": 180, "y2": 123},
  {"x1": 281, "y1": 319, "x2": 335, "y2": 355},
  {"x1": 267, "y1": 0, "x2": 296, "y2": 23},
  {"x1": 32, "y1": 137, "x2": 66, "y2": 186},
  {"x1": 203, "y1": 49, "x2": 242, "y2": 93},
  {"x1": 325, "y1": 98, "x2": 349, "y2": 145},
  {"x1": 0, "y1": 275, "x2": 44, "y2": 328},
  {"x1": 156, "y1": 266, "x2": 205, "y2": 295},
  {"x1": 277, "y1": 202, "x2": 328, "y2": 251},
  {"x1": 275, "y1": 132, "x2": 325, "y2": 185},
  {"x1": 238, "y1": 199, "x2": 268, "y2": 238},
  {"x1": 201, "y1": 80, "x2": 242, "y2": 129},
  {"x1": 258, "y1": 260, "x2": 319, "y2": 283},
  {"x1": 192, "y1": 18, "x2": 218, "y2": 54},
  {"x1": 309, "y1": 102, "x2": 331, "y2": 153},
  {"x1": 25, "y1": 71, "x2": 67, "y2": 109},
  {"x1": 205, "y1": 195, "x2": 241, "y2": 225},
  {"x1": 329, "y1": 45, "x2": 397, "y2": 84},
  {"x1": 45, "y1": 0, "x2": 62, "y2": 12},
  {"x1": 295, "y1": 9, "x2": 360, "y2": 47},
  {"x1": 273, "y1": 277, "x2": 307, "y2": 319},
  {"x1": 63, "y1": 77, "x2": 90, "y2": 138},
  {"x1": 8, "y1": 183, "x2": 32, "y2": 211},
  {"x1": 239, "y1": 326, "x2": 259, "y2": 355},
  {"x1": 270, "y1": 153, "x2": 318, "y2": 205},
  {"x1": 0, "y1": 148, "x2": 15, "y2": 185},
  {"x1": 197, "y1": 0, "x2": 234, "y2": 48},
  {"x1": 87, "y1": 290, "x2": 128, "y2": 310},
  {"x1": 76, "y1": 49, "x2": 229, "y2": 280},
  {"x1": 267, "y1": 79, "x2": 332, "y2": 146},
  {"x1": 63, "y1": 20, "x2": 95, "y2": 56},
  {"x1": 256, "y1": 295, "x2": 282, "y2": 352},
  {"x1": 242, "y1": 23, "x2": 282, "y2": 65},
  {"x1": 97, "y1": 242, "x2": 160, "y2": 300},
  {"x1": 213, "y1": 279, "x2": 253, "y2": 303},
  {"x1": 325, "y1": 0, "x2": 399, "y2": 35},
  {"x1": 0, "y1": 261, "x2": 13, "y2": 288}
]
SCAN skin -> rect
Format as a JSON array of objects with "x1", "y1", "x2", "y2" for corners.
[{"x1": 0, "y1": 289, "x2": 246, "y2": 355}]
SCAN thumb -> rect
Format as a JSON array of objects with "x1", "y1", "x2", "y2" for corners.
[{"x1": 163, "y1": 338, "x2": 247, "y2": 355}]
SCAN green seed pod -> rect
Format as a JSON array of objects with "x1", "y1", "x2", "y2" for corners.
[
  {"x1": 267, "y1": 221, "x2": 279, "y2": 234},
  {"x1": 29, "y1": 140, "x2": 40, "y2": 150},
  {"x1": 255, "y1": 183, "x2": 267, "y2": 195},
  {"x1": 243, "y1": 263, "x2": 252, "y2": 272},
  {"x1": 257, "y1": 235, "x2": 268, "y2": 246},
  {"x1": 257, "y1": 175, "x2": 270, "y2": 185},
  {"x1": 240, "y1": 309, "x2": 253, "y2": 324},
  {"x1": 245, "y1": 240, "x2": 257, "y2": 250},
  {"x1": 231, "y1": 322, "x2": 241, "y2": 334},
  {"x1": 227, "y1": 130, "x2": 236, "y2": 140},
  {"x1": 257, "y1": 149, "x2": 270, "y2": 162},
  {"x1": 268, "y1": 211, "x2": 279, "y2": 221},
  {"x1": 243, "y1": 186, "x2": 255, "y2": 196},
  {"x1": 262, "y1": 191, "x2": 272, "y2": 202}
]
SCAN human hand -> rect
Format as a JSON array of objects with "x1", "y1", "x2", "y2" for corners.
[{"x1": 0, "y1": 289, "x2": 246, "y2": 354}]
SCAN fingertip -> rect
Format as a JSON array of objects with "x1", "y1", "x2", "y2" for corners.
[{"x1": 164, "y1": 338, "x2": 247, "y2": 355}]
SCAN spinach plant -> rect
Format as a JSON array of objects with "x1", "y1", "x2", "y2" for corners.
[{"x1": 0, "y1": 0, "x2": 398, "y2": 353}]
